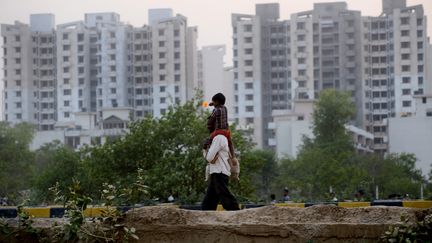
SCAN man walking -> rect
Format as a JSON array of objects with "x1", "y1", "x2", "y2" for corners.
[{"x1": 202, "y1": 133, "x2": 240, "y2": 211}]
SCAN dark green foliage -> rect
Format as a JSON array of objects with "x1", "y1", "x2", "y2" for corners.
[
  {"x1": 272, "y1": 90, "x2": 427, "y2": 201},
  {"x1": 0, "y1": 122, "x2": 35, "y2": 204}
]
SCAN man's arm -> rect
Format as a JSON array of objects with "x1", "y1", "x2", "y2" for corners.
[{"x1": 205, "y1": 136, "x2": 222, "y2": 163}]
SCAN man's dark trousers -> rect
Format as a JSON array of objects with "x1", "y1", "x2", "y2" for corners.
[{"x1": 202, "y1": 173, "x2": 240, "y2": 211}]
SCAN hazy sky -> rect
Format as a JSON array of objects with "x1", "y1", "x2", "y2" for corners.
[
  {"x1": 0, "y1": 0, "x2": 431, "y2": 115},
  {"x1": 0, "y1": 0, "x2": 431, "y2": 65}
]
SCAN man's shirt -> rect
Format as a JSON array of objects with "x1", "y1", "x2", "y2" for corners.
[{"x1": 205, "y1": 135, "x2": 231, "y2": 177}]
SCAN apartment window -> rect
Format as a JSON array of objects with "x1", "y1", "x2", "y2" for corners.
[
  {"x1": 418, "y1": 65, "x2": 424, "y2": 73},
  {"x1": 175, "y1": 75, "x2": 181, "y2": 81},
  {"x1": 159, "y1": 41, "x2": 165, "y2": 47},
  {"x1": 417, "y1": 30, "x2": 423, "y2": 37},
  {"x1": 15, "y1": 91, "x2": 21, "y2": 97},
  {"x1": 245, "y1": 83, "x2": 253, "y2": 89},
  {"x1": 110, "y1": 88, "x2": 116, "y2": 94},
  {"x1": 78, "y1": 67, "x2": 84, "y2": 74},
  {"x1": 401, "y1": 53, "x2": 410, "y2": 60},
  {"x1": 110, "y1": 43, "x2": 116, "y2": 49},
  {"x1": 245, "y1": 60, "x2": 253, "y2": 66},
  {"x1": 15, "y1": 80, "x2": 21, "y2": 86},
  {"x1": 297, "y1": 34, "x2": 305, "y2": 41},
  {"x1": 63, "y1": 67, "x2": 69, "y2": 73},
  {"x1": 64, "y1": 78, "x2": 70, "y2": 84},
  {"x1": 79, "y1": 89, "x2": 83, "y2": 97},
  {"x1": 174, "y1": 29, "x2": 180, "y2": 37},
  {"x1": 15, "y1": 58, "x2": 20, "y2": 64},
  {"x1": 16, "y1": 113, "x2": 22, "y2": 119},
  {"x1": 244, "y1": 24, "x2": 252, "y2": 32},
  {"x1": 62, "y1": 33, "x2": 68, "y2": 40},
  {"x1": 297, "y1": 46, "x2": 306, "y2": 53},
  {"x1": 158, "y1": 29, "x2": 164, "y2": 36},
  {"x1": 64, "y1": 112, "x2": 70, "y2": 118},
  {"x1": 175, "y1": 86, "x2": 179, "y2": 93},
  {"x1": 15, "y1": 47, "x2": 21, "y2": 53},
  {"x1": 160, "y1": 109, "x2": 166, "y2": 115},
  {"x1": 297, "y1": 22, "x2": 305, "y2": 30},
  {"x1": 77, "y1": 33, "x2": 84, "y2": 42},
  {"x1": 402, "y1": 65, "x2": 410, "y2": 72},
  {"x1": 64, "y1": 100, "x2": 70, "y2": 107},
  {"x1": 418, "y1": 53, "x2": 424, "y2": 61},
  {"x1": 64, "y1": 89, "x2": 71, "y2": 95},
  {"x1": 78, "y1": 45, "x2": 84, "y2": 52},
  {"x1": 159, "y1": 52, "x2": 166, "y2": 58},
  {"x1": 418, "y1": 77, "x2": 423, "y2": 85},
  {"x1": 246, "y1": 94, "x2": 253, "y2": 100},
  {"x1": 15, "y1": 69, "x2": 21, "y2": 75},
  {"x1": 417, "y1": 18, "x2": 423, "y2": 26},
  {"x1": 78, "y1": 56, "x2": 84, "y2": 63},
  {"x1": 401, "y1": 42, "x2": 410, "y2": 48},
  {"x1": 159, "y1": 86, "x2": 166, "y2": 92},
  {"x1": 401, "y1": 30, "x2": 409, "y2": 37},
  {"x1": 246, "y1": 118, "x2": 254, "y2": 125},
  {"x1": 160, "y1": 97, "x2": 166, "y2": 104},
  {"x1": 245, "y1": 71, "x2": 253, "y2": 77},
  {"x1": 159, "y1": 63, "x2": 166, "y2": 70},
  {"x1": 246, "y1": 106, "x2": 254, "y2": 112},
  {"x1": 418, "y1": 42, "x2": 423, "y2": 49},
  {"x1": 160, "y1": 75, "x2": 165, "y2": 81},
  {"x1": 401, "y1": 77, "x2": 410, "y2": 84},
  {"x1": 402, "y1": 101, "x2": 411, "y2": 107},
  {"x1": 16, "y1": 102, "x2": 21, "y2": 108},
  {"x1": 402, "y1": 89, "x2": 411, "y2": 95},
  {"x1": 245, "y1": 48, "x2": 253, "y2": 55},
  {"x1": 400, "y1": 17, "x2": 409, "y2": 25},
  {"x1": 244, "y1": 37, "x2": 252, "y2": 43},
  {"x1": 63, "y1": 45, "x2": 70, "y2": 51},
  {"x1": 174, "y1": 52, "x2": 180, "y2": 59}
]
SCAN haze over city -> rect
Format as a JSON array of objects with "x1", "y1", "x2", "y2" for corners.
[{"x1": 0, "y1": 0, "x2": 431, "y2": 63}]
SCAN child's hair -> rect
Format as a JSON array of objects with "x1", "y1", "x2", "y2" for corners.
[{"x1": 212, "y1": 93, "x2": 226, "y2": 105}]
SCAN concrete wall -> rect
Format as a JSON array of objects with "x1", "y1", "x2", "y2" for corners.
[{"x1": 388, "y1": 116, "x2": 432, "y2": 175}]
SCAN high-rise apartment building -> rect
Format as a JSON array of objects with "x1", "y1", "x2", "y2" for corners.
[
  {"x1": 2, "y1": 14, "x2": 56, "y2": 130},
  {"x1": 362, "y1": 0, "x2": 430, "y2": 154},
  {"x1": 1, "y1": 10, "x2": 198, "y2": 129},
  {"x1": 232, "y1": 2, "x2": 364, "y2": 148},
  {"x1": 232, "y1": 1, "x2": 430, "y2": 152}
]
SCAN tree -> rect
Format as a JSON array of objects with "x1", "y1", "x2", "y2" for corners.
[
  {"x1": 80, "y1": 97, "x2": 262, "y2": 204},
  {"x1": 0, "y1": 122, "x2": 35, "y2": 204},
  {"x1": 32, "y1": 141, "x2": 82, "y2": 204},
  {"x1": 309, "y1": 89, "x2": 355, "y2": 155}
]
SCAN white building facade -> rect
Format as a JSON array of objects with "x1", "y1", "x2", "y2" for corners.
[
  {"x1": 2, "y1": 10, "x2": 199, "y2": 130},
  {"x1": 388, "y1": 94, "x2": 432, "y2": 174}
]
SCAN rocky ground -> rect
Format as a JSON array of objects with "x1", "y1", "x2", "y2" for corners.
[
  {"x1": 125, "y1": 205, "x2": 430, "y2": 242},
  {"x1": 2, "y1": 205, "x2": 431, "y2": 242}
]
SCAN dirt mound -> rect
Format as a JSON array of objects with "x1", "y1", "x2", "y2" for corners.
[{"x1": 125, "y1": 205, "x2": 430, "y2": 242}]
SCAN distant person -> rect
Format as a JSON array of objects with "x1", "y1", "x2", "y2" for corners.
[
  {"x1": 168, "y1": 193, "x2": 174, "y2": 203},
  {"x1": 354, "y1": 190, "x2": 365, "y2": 202},
  {"x1": 283, "y1": 187, "x2": 291, "y2": 202},
  {"x1": 270, "y1": 194, "x2": 277, "y2": 205},
  {"x1": 330, "y1": 192, "x2": 338, "y2": 202}
]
